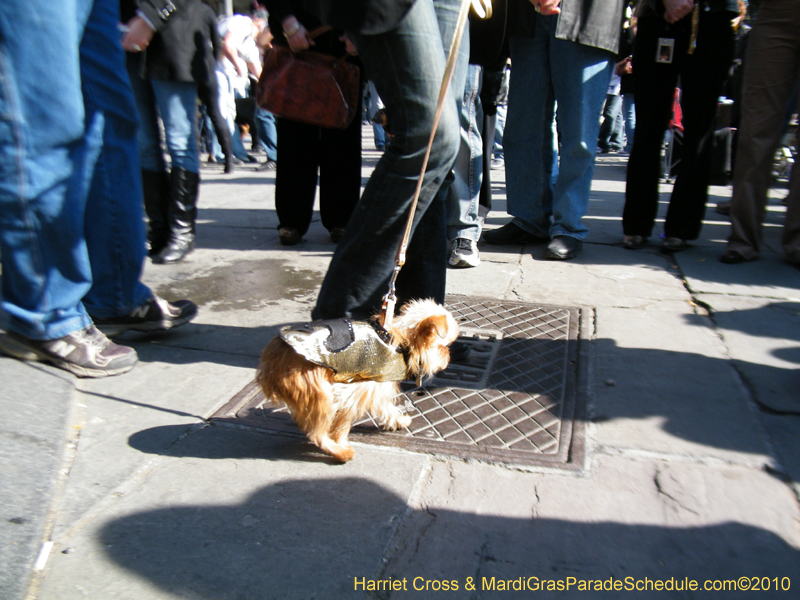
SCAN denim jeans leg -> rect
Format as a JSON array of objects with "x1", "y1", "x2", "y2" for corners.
[
  {"x1": 255, "y1": 107, "x2": 278, "y2": 161},
  {"x1": 506, "y1": 33, "x2": 557, "y2": 238},
  {"x1": 80, "y1": 0, "x2": 151, "y2": 319},
  {"x1": 494, "y1": 103, "x2": 506, "y2": 158},
  {"x1": 128, "y1": 65, "x2": 167, "y2": 173},
  {"x1": 548, "y1": 23, "x2": 613, "y2": 239},
  {"x1": 152, "y1": 80, "x2": 200, "y2": 173},
  {"x1": 0, "y1": 0, "x2": 96, "y2": 340},
  {"x1": 446, "y1": 63, "x2": 484, "y2": 242},
  {"x1": 312, "y1": 0, "x2": 461, "y2": 320},
  {"x1": 623, "y1": 93, "x2": 636, "y2": 153}
]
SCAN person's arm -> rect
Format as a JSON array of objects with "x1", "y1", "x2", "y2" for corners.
[{"x1": 122, "y1": 0, "x2": 189, "y2": 53}]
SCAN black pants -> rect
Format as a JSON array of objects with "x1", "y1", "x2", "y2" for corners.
[
  {"x1": 623, "y1": 11, "x2": 735, "y2": 240},
  {"x1": 274, "y1": 104, "x2": 363, "y2": 236}
]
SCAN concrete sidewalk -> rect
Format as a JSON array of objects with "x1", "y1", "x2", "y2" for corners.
[{"x1": 2, "y1": 139, "x2": 799, "y2": 599}]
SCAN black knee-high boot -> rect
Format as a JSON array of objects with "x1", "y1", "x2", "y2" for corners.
[
  {"x1": 153, "y1": 168, "x2": 199, "y2": 264},
  {"x1": 141, "y1": 170, "x2": 171, "y2": 257}
]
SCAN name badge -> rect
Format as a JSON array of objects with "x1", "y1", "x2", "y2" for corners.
[{"x1": 656, "y1": 38, "x2": 675, "y2": 64}]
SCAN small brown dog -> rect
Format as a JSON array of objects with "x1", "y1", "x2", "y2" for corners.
[{"x1": 257, "y1": 299, "x2": 459, "y2": 462}]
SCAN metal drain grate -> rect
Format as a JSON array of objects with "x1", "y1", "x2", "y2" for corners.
[{"x1": 212, "y1": 297, "x2": 585, "y2": 468}]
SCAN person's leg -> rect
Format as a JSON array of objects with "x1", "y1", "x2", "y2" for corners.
[
  {"x1": 608, "y1": 94, "x2": 625, "y2": 151},
  {"x1": 275, "y1": 117, "x2": 320, "y2": 238},
  {"x1": 446, "y1": 63, "x2": 483, "y2": 244},
  {"x1": 598, "y1": 93, "x2": 621, "y2": 152},
  {"x1": 623, "y1": 16, "x2": 681, "y2": 238},
  {"x1": 255, "y1": 107, "x2": 278, "y2": 162},
  {"x1": 548, "y1": 19, "x2": 614, "y2": 241},
  {"x1": 727, "y1": 0, "x2": 800, "y2": 259},
  {"x1": 494, "y1": 102, "x2": 506, "y2": 159},
  {"x1": 622, "y1": 92, "x2": 636, "y2": 153},
  {"x1": 319, "y1": 90, "x2": 363, "y2": 235},
  {"x1": 312, "y1": 0, "x2": 461, "y2": 319},
  {"x1": 505, "y1": 29, "x2": 557, "y2": 238},
  {"x1": 665, "y1": 11, "x2": 735, "y2": 241},
  {"x1": 0, "y1": 0, "x2": 96, "y2": 340},
  {"x1": 152, "y1": 81, "x2": 200, "y2": 174},
  {"x1": 199, "y1": 81, "x2": 234, "y2": 169},
  {"x1": 151, "y1": 81, "x2": 201, "y2": 263},
  {"x1": 78, "y1": 0, "x2": 151, "y2": 318}
]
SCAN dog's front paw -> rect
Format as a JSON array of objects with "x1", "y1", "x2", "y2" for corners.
[{"x1": 390, "y1": 414, "x2": 412, "y2": 430}]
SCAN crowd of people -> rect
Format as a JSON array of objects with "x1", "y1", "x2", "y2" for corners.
[{"x1": 0, "y1": 0, "x2": 797, "y2": 378}]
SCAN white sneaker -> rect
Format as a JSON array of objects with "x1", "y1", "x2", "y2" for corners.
[{"x1": 448, "y1": 238, "x2": 480, "y2": 268}]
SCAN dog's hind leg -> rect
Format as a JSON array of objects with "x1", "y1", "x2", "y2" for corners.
[
  {"x1": 303, "y1": 383, "x2": 355, "y2": 463},
  {"x1": 310, "y1": 432, "x2": 355, "y2": 463}
]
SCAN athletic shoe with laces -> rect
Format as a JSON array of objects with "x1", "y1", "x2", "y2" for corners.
[
  {"x1": 92, "y1": 295, "x2": 198, "y2": 336},
  {"x1": 0, "y1": 325, "x2": 138, "y2": 378},
  {"x1": 448, "y1": 238, "x2": 480, "y2": 268}
]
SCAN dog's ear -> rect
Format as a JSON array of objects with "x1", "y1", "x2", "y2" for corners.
[{"x1": 420, "y1": 314, "x2": 450, "y2": 344}]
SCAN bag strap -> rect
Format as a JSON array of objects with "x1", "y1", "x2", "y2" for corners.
[{"x1": 379, "y1": 0, "x2": 491, "y2": 328}]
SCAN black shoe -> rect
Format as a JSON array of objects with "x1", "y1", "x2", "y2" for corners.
[
  {"x1": 93, "y1": 296, "x2": 197, "y2": 336},
  {"x1": 720, "y1": 249, "x2": 753, "y2": 264},
  {"x1": 330, "y1": 227, "x2": 346, "y2": 243},
  {"x1": 279, "y1": 227, "x2": 302, "y2": 246},
  {"x1": 544, "y1": 236, "x2": 582, "y2": 260},
  {"x1": 482, "y1": 222, "x2": 549, "y2": 245},
  {"x1": 660, "y1": 237, "x2": 688, "y2": 253},
  {"x1": 622, "y1": 235, "x2": 647, "y2": 250}
]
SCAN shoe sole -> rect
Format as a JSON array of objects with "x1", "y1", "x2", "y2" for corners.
[
  {"x1": 0, "y1": 336, "x2": 136, "y2": 378},
  {"x1": 544, "y1": 251, "x2": 579, "y2": 260},
  {"x1": 449, "y1": 256, "x2": 480, "y2": 268},
  {"x1": 95, "y1": 308, "x2": 198, "y2": 337}
]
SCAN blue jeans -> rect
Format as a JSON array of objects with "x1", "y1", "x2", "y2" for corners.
[
  {"x1": 494, "y1": 103, "x2": 506, "y2": 159},
  {"x1": 255, "y1": 107, "x2": 278, "y2": 161},
  {"x1": 505, "y1": 17, "x2": 614, "y2": 241},
  {"x1": 598, "y1": 93, "x2": 625, "y2": 152},
  {"x1": 446, "y1": 63, "x2": 484, "y2": 242},
  {"x1": 312, "y1": 0, "x2": 463, "y2": 320},
  {"x1": 622, "y1": 93, "x2": 635, "y2": 153},
  {"x1": 128, "y1": 73, "x2": 200, "y2": 173},
  {"x1": 0, "y1": 0, "x2": 151, "y2": 339}
]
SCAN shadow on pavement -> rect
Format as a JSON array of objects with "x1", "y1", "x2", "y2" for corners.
[{"x1": 98, "y1": 475, "x2": 800, "y2": 599}]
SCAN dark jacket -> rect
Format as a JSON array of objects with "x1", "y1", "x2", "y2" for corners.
[
  {"x1": 297, "y1": 0, "x2": 415, "y2": 35},
  {"x1": 122, "y1": 0, "x2": 212, "y2": 82},
  {"x1": 639, "y1": 0, "x2": 739, "y2": 18},
  {"x1": 508, "y1": 0, "x2": 626, "y2": 55},
  {"x1": 469, "y1": 0, "x2": 509, "y2": 68}
]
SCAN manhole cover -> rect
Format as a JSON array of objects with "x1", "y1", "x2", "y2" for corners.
[{"x1": 212, "y1": 297, "x2": 586, "y2": 469}]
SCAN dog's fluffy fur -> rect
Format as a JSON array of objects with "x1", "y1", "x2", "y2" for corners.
[{"x1": 257, "y1": 299, "x2": 459, "y2": 462}]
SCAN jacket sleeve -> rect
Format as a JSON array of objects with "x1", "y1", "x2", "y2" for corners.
[{"x1": 136, "y1": 0, "x2": 190, "y2": 33}]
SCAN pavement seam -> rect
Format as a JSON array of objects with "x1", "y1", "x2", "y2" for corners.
[
  {"x1": 48, "y1": 418, "x2": 211, "y2": 548},
  {"x1": 23, "y1": 380, "x2": 85, "y2": 600},
  {"x1": 369, "y1": 456, "x2": 434, "y2": 594}
]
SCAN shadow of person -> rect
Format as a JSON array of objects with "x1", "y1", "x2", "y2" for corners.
[{"x1": 98, "y1": 475, "x2": 800, "y2": 599}]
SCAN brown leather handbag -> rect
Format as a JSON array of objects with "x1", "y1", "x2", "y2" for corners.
[{"x1": 256, "y1": 36, "x2": 360, "y2": 130}]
